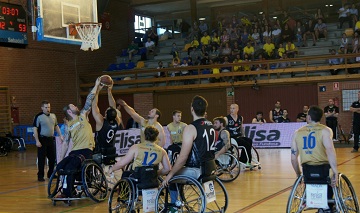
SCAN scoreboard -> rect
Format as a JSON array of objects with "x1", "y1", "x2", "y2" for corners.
[{"x1": 0, "y1": 2, "x2": 28, "y2": 45}]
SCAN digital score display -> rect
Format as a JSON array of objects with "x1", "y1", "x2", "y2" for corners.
[{"x1": 0, "y1": 2, "x2": 28, "y2": 45}]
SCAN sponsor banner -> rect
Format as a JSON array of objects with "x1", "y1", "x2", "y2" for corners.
[
  {"x1": 55, "y1": 123, "x2": 305, "y2": 160},
  {"x1": 243, "y1": 123, "x2": 306, "y2": 148}
]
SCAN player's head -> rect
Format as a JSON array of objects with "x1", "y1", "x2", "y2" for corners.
[
  {"x1": 256, "y1": 111, "x2": 263, "y2": 118},
  {"x1": 148, "y1": 108, "x2": 161, "y2": 120},
  {"x1": 283, "y1": 109, "x2": 288, "y2": 116},
  {"x1": 307, "y1": 106, "x2": 323, "y2": 123},
  {"x1": 303, "y1": 105, "x2": 309, "y2": 113},
  {"x1": 41, "y1": 100, "x2": 51, "y2": 114},
  {"x1": 63, "y1": 104, "x2": 80, "y2": 120},
  {"x1": 328, "y1": 98, "x2": 334, "y2": 105},
  {"x1": 191, "y1": 95, "x2": 208, "y2": 117},
  {"x1": 230, "y1": 104, "x2": 239, "y2": 115},
  {"x1": 105, "y1": 107, "x2": 117, "y2": 123},
  {"x1": 213, "y1": 116, "x2": 226, "y2": 130},
  {"x1": 144, "y1": 126, "x2": 159, "y2": 142},
  {"x1": 172, "y1": 110, "x2": 182, "y2": 123},
  {"x1": 275, "y1": 100, "x2": 281, "y2": 108}
]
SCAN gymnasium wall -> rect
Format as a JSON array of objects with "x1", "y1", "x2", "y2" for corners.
[{"x1": 0, "y1": 0, "x2": 133, "y2": 125}]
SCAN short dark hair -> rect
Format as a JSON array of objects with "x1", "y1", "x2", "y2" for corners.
[
  {"x1": 213, "y1": 116, "x2": 226, "y2": 127},
  {"x1": 41, "y1": 100, "x2": 50, "y2": 106},
  {"x1": 256, "y1": 111, "x2": 263, "y2": 115},
  {"x1": 172, "y1": 110, "x2": 182, "y2": 116},
  {"x1": 144, "y1": 126, "x2": 159, "y2": 142},
  {"x1": 308, "y1": 106, "x2": 323, "y2": 122},
  {"x1": 191, "y1": 95, "x2": 208, "y2": 117},
  {"x1": 154, "y1": 108, "x2": 161, "y2": 120},
  {"x1": 106, "y1": 107, "x2": 117, "y2": 122}
]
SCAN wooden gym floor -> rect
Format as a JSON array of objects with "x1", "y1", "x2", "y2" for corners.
[{"x1": 0, "y1": 145, "x2": 359, "y2": 213}]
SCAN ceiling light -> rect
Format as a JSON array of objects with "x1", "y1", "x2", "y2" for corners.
[
  {"x1": 199, "y1": 17, "x2": 206, "y2": 21},
  {"x1": 330, "y1": 4, "x2": 333, "y2": 7},
  {"x1": 273, "y1": 16, "x2": 277, "y2": 19},
  {"x1": 259, "y1": 11, "x2": 263, "y2": 14},
  {"x1": 325, "y1": 4, "x2": 329, "y2": 7}
]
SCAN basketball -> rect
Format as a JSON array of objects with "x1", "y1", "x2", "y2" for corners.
[{"x1": 100, "y1": 75, "x2": 113, "y2": 86}]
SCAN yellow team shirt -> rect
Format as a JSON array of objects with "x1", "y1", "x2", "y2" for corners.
[
  {"x1": 212, "y1": 68, "x2": 220, "y2": 79},
  {"x1": 286, "y1": 43, "x2": 296, "y2": 51},
  {"x1": 243, "y1": 46, "x2": 255, "y2": 55},
  {"x1": 233, "y1": 59, "x2": 243, "y2": 71},
  {"x1": 132, "y1": 141, "x2": 163, "y2": 169},
  {"x1": 201, "y1": 35, "x2": 211, "y2": 45},
  {"x1": 191, "y1": 40, "x2": 199, "y2": 48},
  {"x1": 278, "y1": 47, "x2": 285, "y2": 57},
  {"x1": 263, "y1": 43, "x2": 275, "y2": 56},
  {"x1": 295, "y1": 123, "x2": 330, "y2": 166},
  {"x1": 68, "y1": 114, "x2": 95, "y2": 151},
  {"x1": 212, "y1": 36, "x2": 220, "y2": 45},
  {"x1": 167, "y1": 122, "x2": 186, "y2": 144}
]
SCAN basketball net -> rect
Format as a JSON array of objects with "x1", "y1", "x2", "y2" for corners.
[{"x1": 75, "y1": 23, "x2": 102, "y2": 51}]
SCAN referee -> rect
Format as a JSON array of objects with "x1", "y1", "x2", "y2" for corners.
[
  {"x1": 33, "y1": 100, "x2": 63, "y2": 182},
  {"x1": 350, "y1": 91, "x2": 360, "y2": 153}
]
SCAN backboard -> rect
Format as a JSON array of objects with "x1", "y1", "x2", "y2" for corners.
[{"x1": 36, "y1": 0, "x2": 99, "y2": 46}]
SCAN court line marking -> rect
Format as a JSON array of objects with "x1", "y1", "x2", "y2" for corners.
[{"x1": 235, "y1": 154, "x2": 360, "y2": 212}]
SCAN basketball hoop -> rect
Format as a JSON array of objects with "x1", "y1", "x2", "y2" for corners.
[{"x1": 74, "y1": 22, "x2": 102, "y2": 51}]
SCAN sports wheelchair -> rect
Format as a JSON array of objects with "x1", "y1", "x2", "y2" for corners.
[
  {"x1": 155, "y1": 160, "x2": 229, "y2": 213},
  {"x1": 286, "y1": 165, "x2": 359, "y2": 213},
  {"x1": 230, "y1": 138, "x2": 261, "y2": 170},
  {"x1": 48, "y1": 147, "x2": 118, "y2": 206},
  {"x1": 108, "y1": 165, "x2": 161, "y2": 213}
]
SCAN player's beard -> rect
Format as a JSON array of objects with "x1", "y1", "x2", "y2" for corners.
[{"x1": 72, "y1": 109, "x2": 80, "y2": 116}]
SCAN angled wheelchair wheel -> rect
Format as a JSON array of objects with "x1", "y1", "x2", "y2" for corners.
[
  {"x1": 108, "y1": 178, "x2": 135, "y2": 213},
  {"x1": 216, "y1": 153, "x2": 241, "y2": 182},
  {"x1": 48, "y1": 171, "x2": 62, "y2": 198},
  {"x1": 229, "y1": 140, "x2": 240, "y2": 160},
  {"x1": 251, "y1": 146, "x2": 260, "y2": 163},
  {"x1": 82, "y1": 161, "x2": 108, "y2": 203},
  {"x1": 204, "y1": 178, "x2": 229, "y2": 213},
  {"x1": 286, "y1": 175, "x2": 306, "y2": 213},
  {"x1": 337, "y1": 173, "x2": 359, "y2": 213},
  {"x1": 156, "y1": 175, "x2": 206, "y2": 213}
]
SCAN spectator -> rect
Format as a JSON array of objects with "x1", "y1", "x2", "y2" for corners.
[
  {"x1": 240, "y1": 28, "x2": 250, "y2": 45},
  {"x1": 340, "y1": 33, "x2": 349, "y2": 54},
  {"x1": 262, "y1": 25, "x2": 272, "y2": 42},
  {"x1": 200, "y1": 31, "x2": 211, "y2": 48},
  {"x1": 281, "y1": 24, "x2": 294, "y2": 43},
  {"x1": 355, "y1": 15, "x2": 360, "y2": 31},
  {"x1": 221, "y1": 56, "x2": 232, "y2": 82},
  {"x1": 314, "y1": 18, "x2": 328, "y2": 40},
  {"x1": 179, "y1": 20, "x2": 190, "y2": 38},
  {"x1": 233, "y1": 54, "x2": 243, "y2": 73},
  {"x1": 156, "y1": 61, "x2": 166, "y2": 77},
  {"x1": 294, "y1": 21, "x2": 305, "y2": 47},
  {"x1": 277, "y1": 43, "x2": 286, "y2": 58},
  {"x1": 328, "y1": 49, "x2": 343, "y2": 75},
  {"x1": 303, "y1": 19, "x2": 316, "y2": 46},
  {"x1": 221, "y1": 42, "x2": 232, "y2": 57},
  {"x1": 263, "y1": 38, "x2": 275, "y2": 59},
  {"x1": 315, "y1": 8, "x2": 325, "y2": 21},
  {"x1": 243, "y1": 42, "x2": 255, "y2": 60},
  {"x1": 350, "y1": 3, "x2": 358, "y2": 25},
  {"x1": 198, "y1": 19, "x2": 208, "y2": 35},
  {"x1": 338, "y1": 3, "x2": 352, "y2": 29},
  {"x1": 145, "y1": 37, "x2": 156, "y2": 58},
  {"x1": 276, "y1": 53, "x2": 291, "y2": 69},
  {"x1": 211, "y1": 31, "x2": 221, "y2": 48},
  {"x1": 277, "y1": 109, "x2": 291, "y2": 123},
  {"x1": 221, "y1": 30, "x2": 230, "y2": 44},
  {"x1": 171, "y1": 58, "x2": 180, "y2": 77},
  {"x1": 232, "y1": 41, "x2": 241, "y2": 58},
  {"x1": 269, "y1": 100, "x2": 283, "y2": 123},
  {"x1": 272, "y1": 24, "x2": 282, "y2": 48},
  {"x1": 324, "y1": 98, "x2": 339, "y2": 141},
  {"x1": 252, "y1": 111, "x2": 266, "y2": 124},
  {"x1": 352, "y1": 31, "x2": 360, "y2": 53},
  {"x1": 251, "y1": 28, "x2": 261, "y2": 48},
  {"x1": 147, "y1": 26, "x2": 159, "y2": 46},
  {"x1": 209, "y1": 45, "x2": 219, "y2": 60},
  {"x1": 187, "y1": 36, "x2": 199, "y2": 55},
  {"x1": 170, "y1": 42, "x2": 180, "y2": 59},
  {"x1": 285, "y1": 41, "x2": 298, "y2": 59},
  {"x1": 127, "y1": 40, "x2": 139, "y2": 62},
  {"x1": 210, "y1": 59, "x2": 221, "y2": 83},
  {"x1": 296, "y1": 105, "x2": 309, "y2": 122}
]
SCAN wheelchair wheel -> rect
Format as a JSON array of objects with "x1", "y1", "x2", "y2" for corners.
[
  {"x1": 156, "y1": 175, "x2": 206, "y2": 213},
  {"x1": 337, "y1": 173, "x2": 359, "y2": 213},
  {"x1": 216, "y1": 153, "x2": 241, "y2": 182},
  {"x1": 251, "y1": 146, "x2": 261, "y2": 169},
  {"x1": 286, "y1": 175, "x2": 306, "y2": 213},
  {"x1": 48, "y1": 171, "x2": 62, "y2": 198},
  {"x1": 108, "y1": 178, "x2": 135, "y2": 213},
  {"x1": 82, "y1": 161, "x2": 108, "y2": 203},
  {"x1": 205, "y1": 178, "x2": 229, "y2": 213}
]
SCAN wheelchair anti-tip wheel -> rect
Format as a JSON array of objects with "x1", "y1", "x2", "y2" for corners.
[
  {"x1": 286, "y1": 175, "x2": 306, "y2": 213},
  {"x1": 82, "y1": 161, "x2": 108, "y2": 203},
  {"x1": 108, "y1": 178, "x2": 135, "y2": 213},
  {"x1": 216, "y1": 153, "x2": 241, "y2": 182}
]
